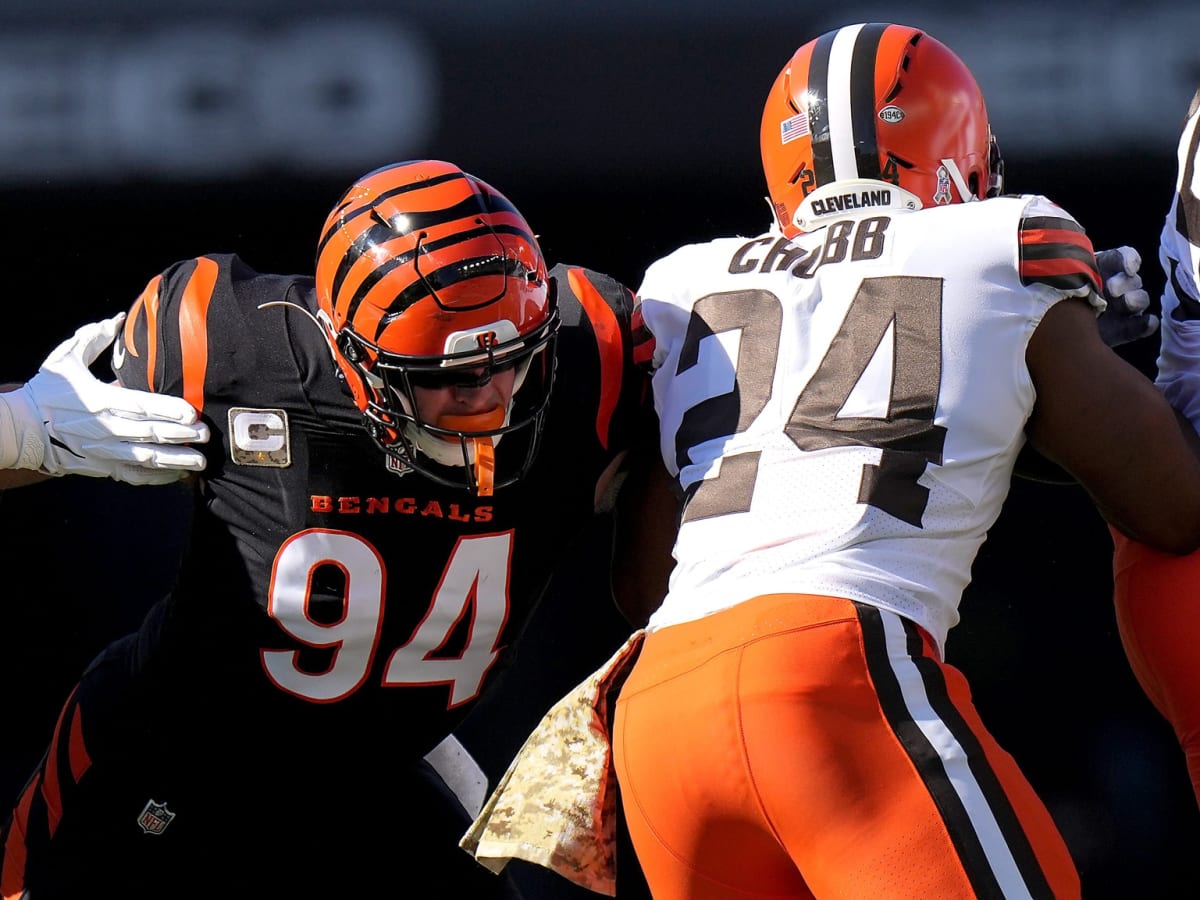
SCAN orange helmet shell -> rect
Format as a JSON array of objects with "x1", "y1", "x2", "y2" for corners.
[
  {"x1": 315, "y1": 160, "x2": 551, "y2": 361},
  {"x1": 761, "y1": 23, "x2": 1000, "y2": 237}
]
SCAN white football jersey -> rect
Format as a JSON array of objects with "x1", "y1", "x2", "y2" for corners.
[
  {"x1": 637, "y1": 193, "x2": 1102, "y2": 654},
  {"x1": 1156, "y1": 87, "x2": 1200, "y2": 433}
]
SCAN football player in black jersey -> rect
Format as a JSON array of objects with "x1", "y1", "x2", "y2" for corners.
[{"x1": 0, "y1": 160, "x2": 665, "y2": 898}]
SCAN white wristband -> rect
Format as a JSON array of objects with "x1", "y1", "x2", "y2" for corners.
[
  {"x1": 0, "y1": 393, "x2": 17, "y2": 468},
  {"x1": 0, "y1": 387, "x2": 47, "y2": 471}
]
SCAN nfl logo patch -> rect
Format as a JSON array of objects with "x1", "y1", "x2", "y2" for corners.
[
  {"x1": 385, "y1": 454, "x2": 413, "y2": 479},
  {"x1": 137, "y1": 799, "x2": 176, "y2": 835}
]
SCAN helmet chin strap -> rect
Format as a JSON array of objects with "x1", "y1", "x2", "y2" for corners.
[{"x1": 471, "y1": 439, "x2": 495, "y2": 496}]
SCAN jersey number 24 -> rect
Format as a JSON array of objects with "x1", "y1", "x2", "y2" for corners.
[{"x1": 676, "y1": 275, "x2": 947, "y2": 528}]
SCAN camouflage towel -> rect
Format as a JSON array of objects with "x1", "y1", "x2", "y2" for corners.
[{"x1": 460, "y1": 629, "x2": 645, "y2": 896}]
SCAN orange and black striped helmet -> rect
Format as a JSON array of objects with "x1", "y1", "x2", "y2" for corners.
[
  {"x1": 760, "y1": 23, "x2": 1004, "y2": 237},
  {"x1": 314, "y1": 160, "x2": 558, "y2": 494}
]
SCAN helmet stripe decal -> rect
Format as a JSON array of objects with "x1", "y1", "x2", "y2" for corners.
[
  {"x1": 316, "y1": 171, "x2": 526, "y2": 262},
  {"x1": 806, "y1": 31, "x2": 836, "y2": 186},
  {"x1": 323, "y1": 192, "x2": 504, "y2": 283},
  {"x1": 314, "y1": 168, "x2": 465, "y2": 259},
  {"x1": 824, "y1": 23, "x2": 885, "y2": 183},
  {"x1": 335, "y1": 199, "x2": 494, "y2": 316},
  {"x1": 377, "y1": 240, "x2": 535, "y2": 329},
  {"x1": 370, "y1": 169, "x2": 464, "y2": 207},
  {"x1": 823, "y1": 25, "x2": 862, "y2": 181},
  {"x1": 848, "y1": 23, "x2": 886, "y2": 181},
  {"x1": 336, "y1": 220, "x2": 534, "y2": 328},
  {"x1": 351, "y1": 224, "x2": 537, "y2": 337}
]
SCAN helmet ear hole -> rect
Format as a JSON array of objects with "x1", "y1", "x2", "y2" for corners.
[
  {"x1": 968, "y1": 171, "x2": 980, "y2": 199},
  {"x1": 338, "y1": 332, "x2": 362, "y2": 363}
]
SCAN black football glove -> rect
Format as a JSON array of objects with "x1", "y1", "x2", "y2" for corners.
[{"x1": 1095, "y1": 246, "x2": 1158, "y2": 347}]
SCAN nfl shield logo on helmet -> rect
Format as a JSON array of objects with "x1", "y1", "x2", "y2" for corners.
[{"x1": 137, "y1": 799, "x2": 176, "y2": 835}]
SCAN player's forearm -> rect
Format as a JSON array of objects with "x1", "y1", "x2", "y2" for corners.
[
  {"x1": 611, "y1": 446, "x2": 679, "y2": 627},
  {"x1": 0, "y1": 468, "x2": 50, "y2": 489},
  {"x1": 0, "y1": 382, "x2": 51, "y2": 487}
]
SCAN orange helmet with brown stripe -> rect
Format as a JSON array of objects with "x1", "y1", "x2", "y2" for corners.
[
  {"x1": 314, "y1": 160, "x2": 558, "y2": 494},
  {"x1": 760, "y1": 22, "x2": 1004, "y2": 238}
]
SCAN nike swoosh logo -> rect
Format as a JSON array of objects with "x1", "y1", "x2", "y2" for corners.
[
  {"x1": 48, "y1": 435, "x2": 83, "y2": 459},
  {"x1": 112, "y1": 338, "x2": 126, "y2": 370}
]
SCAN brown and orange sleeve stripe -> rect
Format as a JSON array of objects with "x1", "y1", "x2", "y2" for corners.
[{"x1": 1017, "y1": 215, "x2": 1102, "y2": 295}]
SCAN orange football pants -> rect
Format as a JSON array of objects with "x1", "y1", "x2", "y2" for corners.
[
  {"x1": 612, "y1": 593, "x2": 1079, "y2": 899},
  {"x1": 1111, "y1": 528, "x2": 1200, "y2": 808}
]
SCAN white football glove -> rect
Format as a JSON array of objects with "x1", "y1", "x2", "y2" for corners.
[
  {"x1": 1095, "y1": 245, "x2": 1158, "y2": 347},
  {"x1": 0, "y1": 313, "x2": 209, "y2": 485}
]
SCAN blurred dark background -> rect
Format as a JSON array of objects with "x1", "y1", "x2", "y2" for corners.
[{"x1": 2, "y1": 1, "x2": 1199, "y2": 896}]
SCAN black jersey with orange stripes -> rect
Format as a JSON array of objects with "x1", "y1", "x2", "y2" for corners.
[{"x1": 111, "y1": 253, "x2": 644, "y2": 761}]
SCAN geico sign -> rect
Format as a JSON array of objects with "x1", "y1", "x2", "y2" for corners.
[{"x1": 0, "y1": 17, "x2": 436, "y2": 180}]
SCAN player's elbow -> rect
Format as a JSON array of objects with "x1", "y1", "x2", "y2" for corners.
[
  {"x1": 1117, "y1": 506, "x2": 1200, "y2": 556},
  {"x1": 1148, "y1": 522, "x2": 1200, "y2": 556}
]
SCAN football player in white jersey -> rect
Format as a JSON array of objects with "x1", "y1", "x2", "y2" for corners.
[
  {"x1": 612, "y1": 22, "x2": 1200, "y2": 900},
  {"x1": 1111, "y1": 84, "x2": 1200, "y2": 812}
]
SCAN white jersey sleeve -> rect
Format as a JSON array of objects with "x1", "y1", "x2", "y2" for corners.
[
  {"x1": 637, "y1": 194, "x2": 1101, "y2": 654},
  {"x1": 1156, "y1": 87, "x2": 1200, "y2": 433}
]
